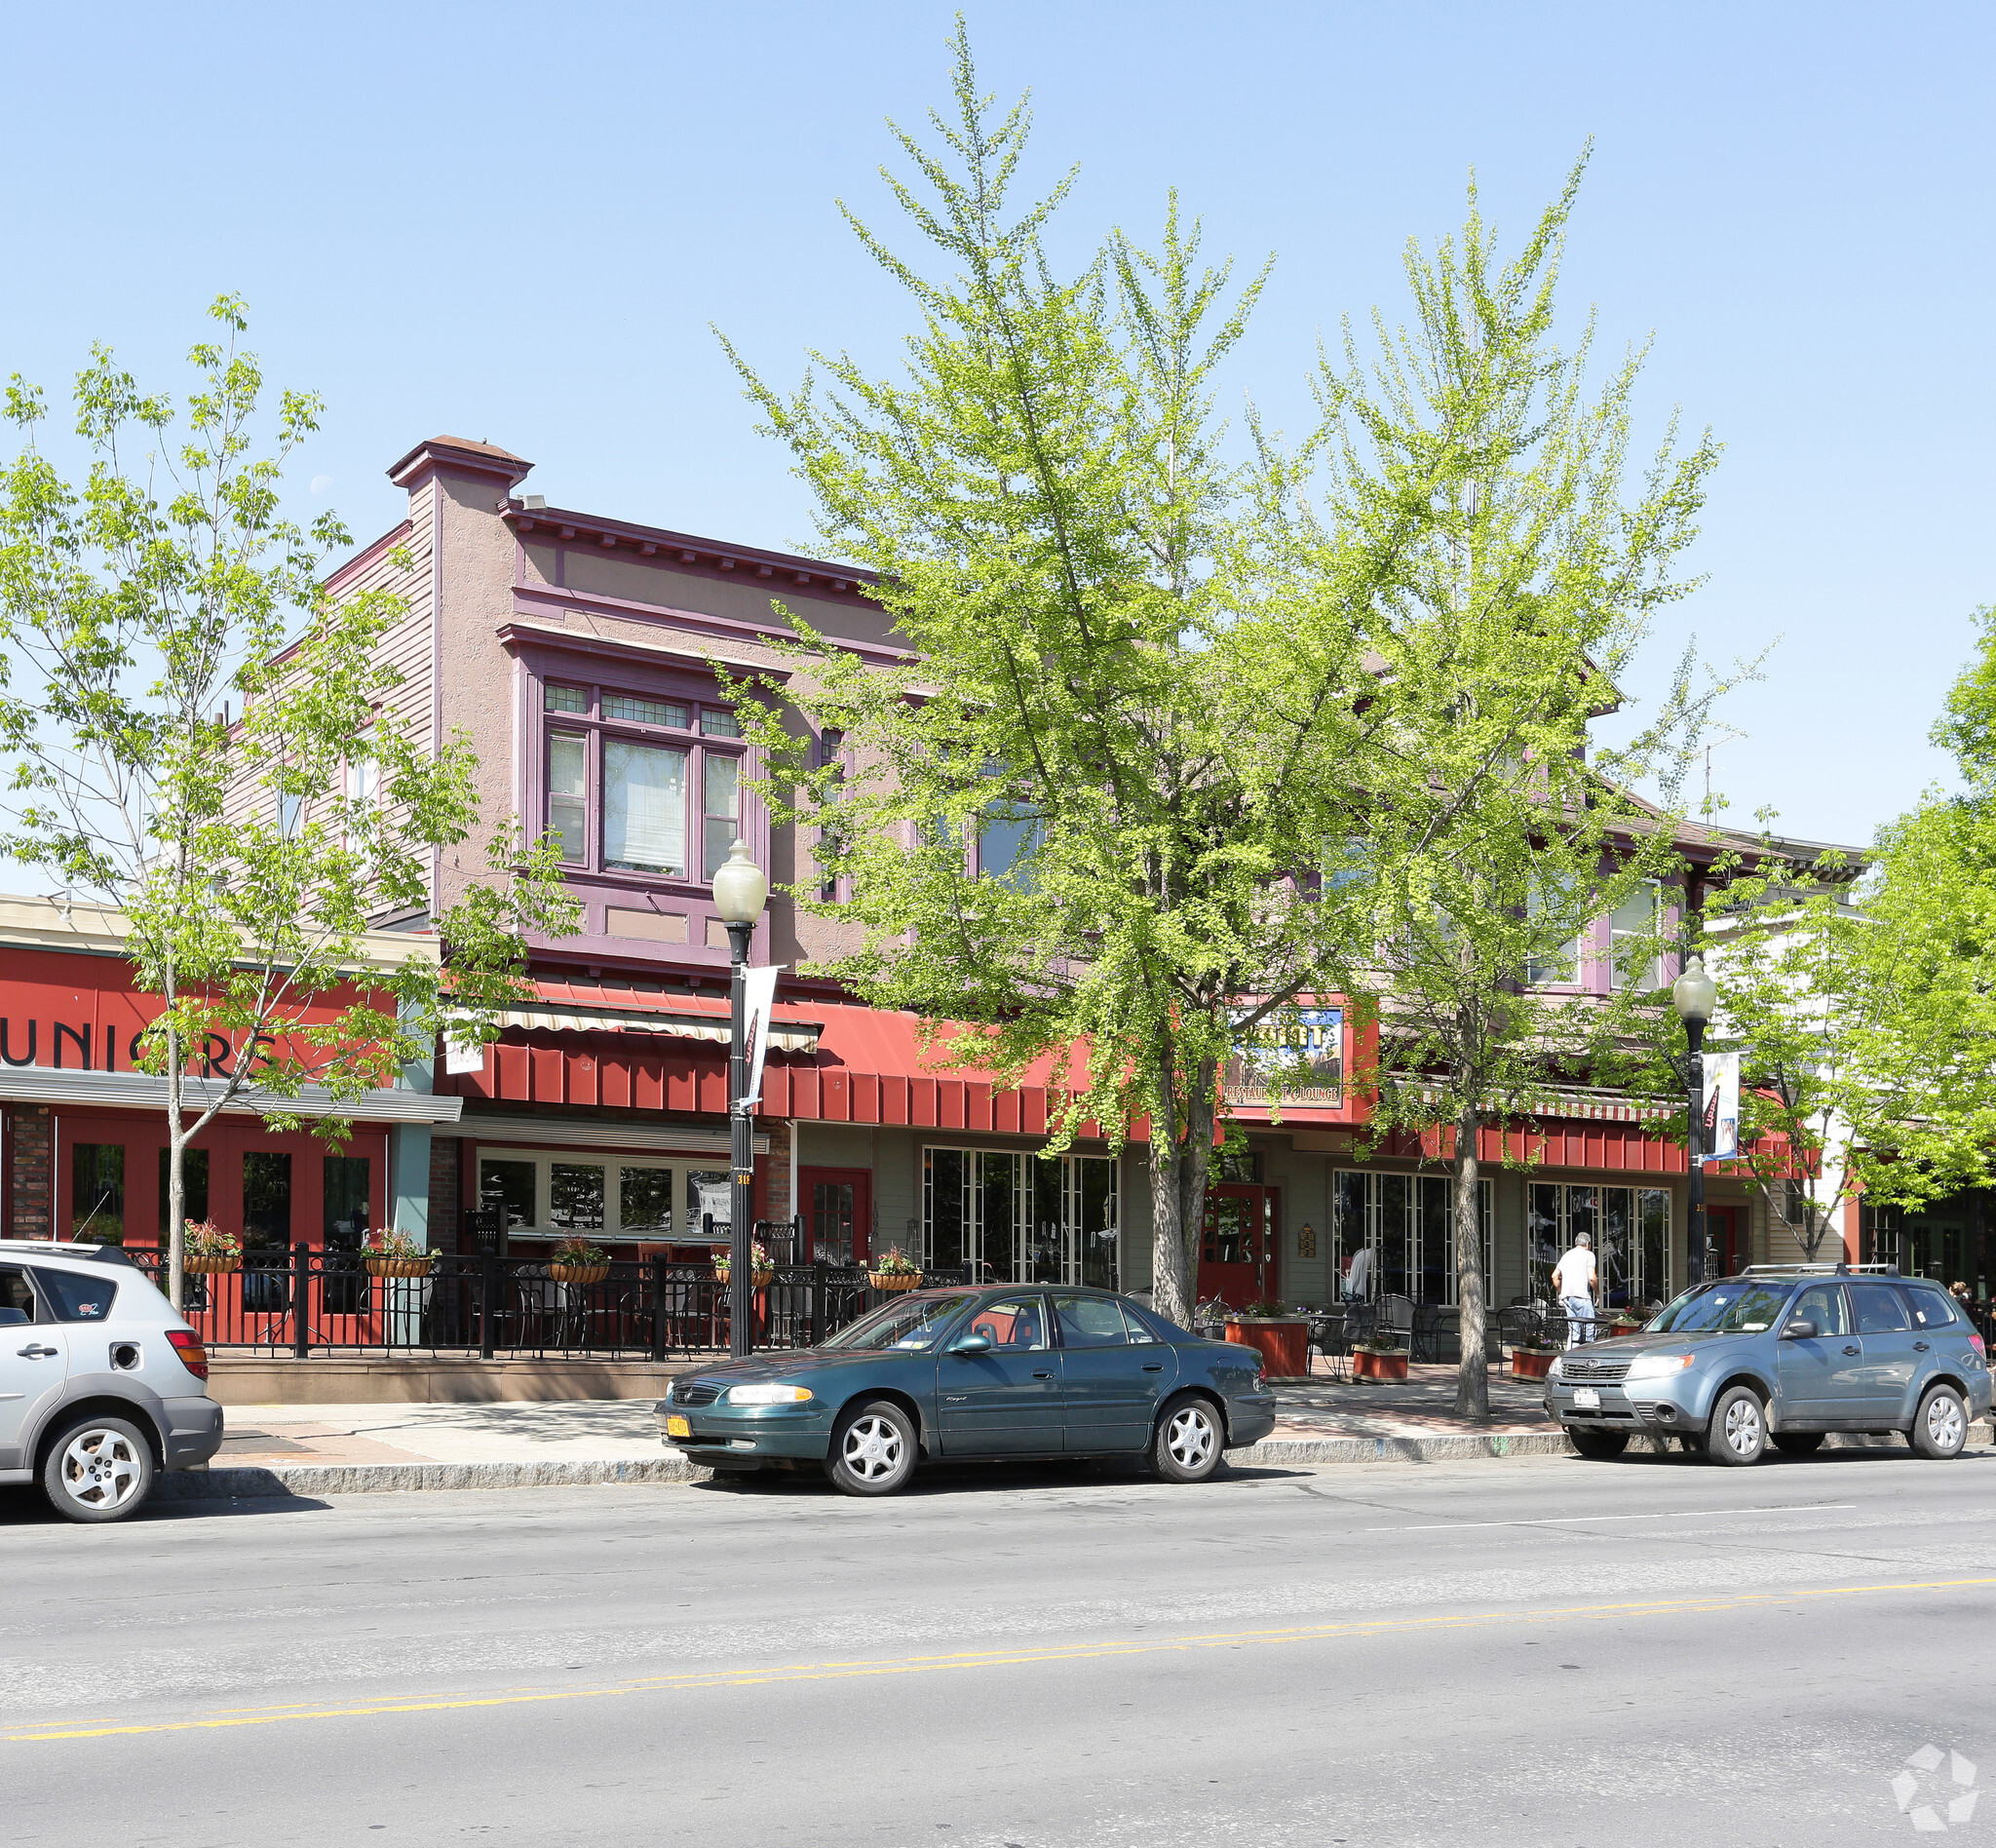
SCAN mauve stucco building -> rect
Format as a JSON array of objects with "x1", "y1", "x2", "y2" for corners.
[{"x1": 303, "y1": 434, "x2": 1821, "y2": 1323}]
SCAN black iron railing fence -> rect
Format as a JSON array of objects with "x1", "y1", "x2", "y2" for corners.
[{"x1": 129, "y1": 1235, "x2": 976, "y2": 1360}]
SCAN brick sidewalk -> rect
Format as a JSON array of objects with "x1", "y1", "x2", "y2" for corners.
[{"x1": 214, "y1": 1362, "x2": 1553, "y2": 1469}]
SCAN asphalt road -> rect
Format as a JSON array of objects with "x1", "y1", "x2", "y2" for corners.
[{"x1": 5, "y1": 1444, "x2": 1994, "y2": 1848}]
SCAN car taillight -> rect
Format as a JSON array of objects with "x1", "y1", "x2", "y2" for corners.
[
  {"x1": 166, "y1": 1329, "x2": 209, "y2": 1381},
  {"x1": 1972, "y1": 1333, "x2": 1986, "y2": 1357}
]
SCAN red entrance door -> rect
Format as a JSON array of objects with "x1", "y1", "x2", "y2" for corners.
[
  {"x1": 1707, "y1": 1204, "x2": 1743, "y2": 1279},
  {"x1": 801, "y1": 1168, "x2": 871, "y2": 1267},
  {"x1": 1198, "y1": 1184, "x2": 1280, "y2": 1311}
]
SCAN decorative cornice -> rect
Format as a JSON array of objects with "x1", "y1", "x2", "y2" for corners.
[
  {"x1": 0, "y1": 1065, "x2": 464, "y2": 1124},
  {"x1": 506, "y1": 504, "x2": 873, "y2": 599}
]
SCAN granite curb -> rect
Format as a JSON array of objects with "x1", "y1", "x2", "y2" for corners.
[{"x1": 158, "y1": 1420, "x2": 1995, "y2": 1501}]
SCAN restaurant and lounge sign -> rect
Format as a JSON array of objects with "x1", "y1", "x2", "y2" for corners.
[{"x1": 1223, "y1": 1006, "x2": 1345, "y2": 1111}]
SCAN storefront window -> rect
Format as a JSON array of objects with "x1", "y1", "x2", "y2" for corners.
[
  {"x1": 549, "y1": 1163, "x2": 606, "y2": 1231},
  {"x1": 620, "y1": 1167, "x2": 672, "y2": 1234},
  {"x1": 480, "y1": 1159, "x2": 537, "y2": 1232},
  {"x1": 324, "y1": 1156, "x2": 371, "y2": 1249},
  {"x1": 1529, "y1": 1181, "x2": 1671, "y2": 1306},
  {"x1": 925, "y1": 1148, "x2": 1115, "y2": 1287},
  {"x1": 243, "y1": 1151, "x2": 292, "y2": 1250},
  {"x1": 1333, "y1": 1172, "x2": 1493, "y2": 1304},
  {"x1": 70, "y1": 1143, "x2": 125, "y2": 1244},
  {"x1": 686, "y1": 1171, "x2": 731, "y2": 1234},
  {"x1": 159, "y1": 1147, "x2": 211, "y2": 1236}
]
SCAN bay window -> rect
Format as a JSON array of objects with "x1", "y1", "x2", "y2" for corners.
[{"x1": 540, "y1": 679, "x2": 745, "y2": 886}]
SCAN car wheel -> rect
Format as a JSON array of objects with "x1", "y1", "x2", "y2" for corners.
[
  {"x1": 42, "y1": 1414, "x2": 155, "y2": 1523},
  {"x1": 1911, "y1": 1385, "x2": 1970, "y2": 1459},
  {"x1": 1772, "y1": 1432, "x2": 1825, "y2": 1456},
  {"x1": 1153, "y1": 1394, "x2": 1225, "y2": 1483},
  {"x1": 1566, "y1": 1428, "x2": 1629, "y2": 1460},
  {"x1": 1706, "y1": 1386, "x2": 1767, "y2": 1466},
  {"x1": 824, "y1": 1400, "x2": 917, "y2": 1497}
]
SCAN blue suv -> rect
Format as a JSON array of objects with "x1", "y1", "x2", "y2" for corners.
[{"x1": 1542, "y1": 1265, "x2": 1991, "y2": 1466}]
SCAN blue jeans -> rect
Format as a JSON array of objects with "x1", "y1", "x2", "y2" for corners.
[{"x1": 1562, "y1": 1294, "x2": 1595, "y2": 1347}]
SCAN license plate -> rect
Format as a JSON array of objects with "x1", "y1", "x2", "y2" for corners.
[
  {"x1": 666, "y1": 1414, "x2": 691, "y2": 1438},
  {"x1": 1572, "y1": 1387, "x2": 1600, "y2": 1410}
]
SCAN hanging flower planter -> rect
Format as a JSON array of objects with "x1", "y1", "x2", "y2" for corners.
[
  {"x1": 550, "y1": 1240, "x2": 610, "y2": 1286},
  {"x1": 869, "y1": 1247, "x2": 924, "y2": 1292},
  {"x1": 365, "y1": 1255, "x2": 434, "y2": 1280},
  {"x1": 180, "y1": 1221, "x2": 240, "y2": 1275}
]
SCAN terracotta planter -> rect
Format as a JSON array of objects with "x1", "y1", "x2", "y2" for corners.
[
  {"x1": 870, "y1": 1272, "x2": 924, "y2": 1291},
  {"x1": 1225, "y1": 1318, "x2": 1310, "y2": 1377},
  {"x1": 1511, "y1": 1348, "x2": 1556, "y2": 1380},
  {"x1": 183, "y1": 1254, "x2": 240, "y2": 1276},
  {"x1": 365, "y1": 1256, "x2": 433, "y2": 1279},
  {"x1": 549, "y1": 1262, "x2": 610, "y2": 1286},
  {"x1": 1608, "y1": 1321, "x2": 1644, "y2": 1339},
  {"x1": 1352, "y1": 1348, "x2": 1409, "y2": 1382}
]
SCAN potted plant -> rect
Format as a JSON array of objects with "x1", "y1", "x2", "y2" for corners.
[
  {"x1": 1607, "y1": 1305, "x2": 1648, "y2": 1337},
  {"x1": 1510, "y1": 1341, "x2": 1559, "y2": 1379},
  {"x1": 549, "y1": 1238, "x2": 611, "y2": 1286},
  {"x1": 181, "y1": 1221, "x2": 242, "y2": 1275},
  {"x1": 364, "y1": 1226, "x2": 437, "y2": 1279},
  {"x1": 1351, "y1": 1332, "x2": 1409, "y2": 1382},
  {"x1": 868, "y1": 1247, "x2": 924, "y2": 1291},
  {"x1": 712, "y1": 1239, "x2": 775, "y2": 1287},
  {"x1": 1224, "y1": 1301, "x2": 1311, "y2": 1376}
]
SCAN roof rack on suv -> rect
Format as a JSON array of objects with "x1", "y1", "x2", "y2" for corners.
[{"x1": 1740, "y1": 1261, "x2": 1901, "y2": 1277}]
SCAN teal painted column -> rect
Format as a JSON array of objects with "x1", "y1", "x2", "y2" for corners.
[{"x1": 390, "y1": 1124, "x2": 433, "y2": 1244}]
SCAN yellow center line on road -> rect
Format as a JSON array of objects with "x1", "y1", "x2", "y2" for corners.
[{"x1": 12, "y1": 1574, "x2": 1996, "y2": 1745}]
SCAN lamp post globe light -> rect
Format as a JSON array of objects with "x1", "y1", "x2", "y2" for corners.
[
  {"x1": 714, "y1": 840, "x2": 769, "y2": 1359},
  {"x1": 1672, "y1": 952, "x2": 1718, "y2": 1289}
]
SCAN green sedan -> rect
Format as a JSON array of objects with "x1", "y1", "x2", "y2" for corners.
[{"x1": 654, "y1": 1284, "x2": 1277, "y2": 1496}]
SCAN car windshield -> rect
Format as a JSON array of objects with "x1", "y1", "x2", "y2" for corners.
[
  {"x1": 820, "y1": 1291, "x2": 978, "y2": 1352},
  {"x1": 1649, "y1": 1283, "x2": 1794, "y2": 1335}
]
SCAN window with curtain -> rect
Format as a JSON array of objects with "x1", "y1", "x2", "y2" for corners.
[
  {"x1": 541, "y1": 678, "x2": 742, "y2": 887},
  {"x1": 703, "y1": 752, "x2": 739, "y2": 879},
  {"x1": 604, "y1": 741, "x2": 687, "y2": 875},
  {"x1": 1526, "y1": 875, "x2": 1581, "y2": 985},
  {"x1": 1609, "y1": 881, "x2": 1665, "y2": 990},
  {"x1": 549, "y1": 733, "x2": 588, "y2": 863}
]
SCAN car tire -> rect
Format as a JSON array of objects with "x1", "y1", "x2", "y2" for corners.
[
  {"x1": 1706, "y1": 1386, "x2": 1767, "y2": 1466},
  {"x1": 1153, "y1": 1394, "x2": 1226, "y2": 1483},
  {"x1": 824, "y1": 1400, "x2": 918, "y2": 1497},
  {"x1": 1566, "y1": 1428, "x2": 1629, "y2": 1460},
  {"x1": 1772, "y1": 1432, "x2": 1825, "y2": 1457},
  {"x1": 1910, "y1": 1385, "x2": 1970, "y2": 1459},
  {"x1": 42, "y1": 1414, "x2": 155, "y2": 1523}
]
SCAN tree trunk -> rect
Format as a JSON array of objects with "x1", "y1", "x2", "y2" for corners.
[
  {"x1": 1148, "y1": 1054, "x2": 1218, "y2": 1328},
  {"x1": 166, "y1": 1022, "x2": 185, "y2": 1314},
  {"x1": 1453, "y1": 1101, "x2": 1488, "y2": 1419}
]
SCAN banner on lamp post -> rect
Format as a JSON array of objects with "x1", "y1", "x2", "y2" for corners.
[
  {"x1": 1702, "y1": 1050, "x2": 1740, "y2": 1163},
  {"x1": 741, "y1": 965, "x2": 782, "y2": 1109}
]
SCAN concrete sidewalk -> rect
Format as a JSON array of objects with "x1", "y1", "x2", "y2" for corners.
[{"x1": 164, "y1": 1363, "x2": 1982, "y2": 1498}]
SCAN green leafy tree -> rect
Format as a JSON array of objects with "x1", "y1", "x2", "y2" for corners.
[
  {"x1": 1319, "y1": 168, "x2": 1723, "y2": 1415},
  {"x1": 720, "y1": 34, "x2": 1436, "y2": 1325},
  {"x1": 0, "y1": 298, "x2": 578, "y2": 1306}
]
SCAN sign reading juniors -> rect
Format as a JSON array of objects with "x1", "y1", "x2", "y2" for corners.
[{"x1": 1224, "y1": 1006, "x2": 1345, "y2": 1111}]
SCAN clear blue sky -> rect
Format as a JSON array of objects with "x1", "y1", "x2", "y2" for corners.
[{"x1": 4, "y1": 2, "x2": 1988, "y2": 845}]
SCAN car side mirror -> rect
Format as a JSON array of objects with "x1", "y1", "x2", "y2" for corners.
[
  {"x1": 1782, "y1": 1319, "x2": 1818, "y2": 1341},
  {"x1": 951, "y1": 1332, "x2": 991, "y2": 1355}
]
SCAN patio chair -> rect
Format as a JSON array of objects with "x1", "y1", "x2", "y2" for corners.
[
  {"x1": 1306, "y1": 1312, "x2": 1353, "y2": 1383},
  {"x1": 1378, "y1": 1292, "x2": 1415, "y2": 1350},
  {"x1": 1410, "y1": 1301, "x2": 1448, "y2": 1364}
]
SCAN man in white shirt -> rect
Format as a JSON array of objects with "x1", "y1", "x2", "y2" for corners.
[{"x1": 1553, "y1": 1232, "x2": 1597, "y2": 1348}]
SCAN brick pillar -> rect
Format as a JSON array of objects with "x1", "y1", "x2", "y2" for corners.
[
  {"x1": 758, "y1": 1118, "x2": 792, "y2": 1230},
  {"x1": 429, "y1": 1136, "x2": 461, "y2": 1250},
  {"x1": 9, "y1": 1105, "x2": 53, "y2": 1238}
]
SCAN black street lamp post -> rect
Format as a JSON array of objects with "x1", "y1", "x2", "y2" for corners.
[
  {"x1": 712, "y1": 839, "x2": 769, "y2": 1360},
  {"x1": 1672, "y1": 951, "x2": 1718, "y2": 1290}
]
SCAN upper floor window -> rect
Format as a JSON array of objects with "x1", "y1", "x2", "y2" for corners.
[
  {"x1": 1525, "y1": 874, "x2": 1581, "y2": 986},
  {"x1": 541, "y1": 680, "x2": 743, "y2": 884},
  {"x1": 1608, "y1": 881, "x2": 1666, "y2": 990}
]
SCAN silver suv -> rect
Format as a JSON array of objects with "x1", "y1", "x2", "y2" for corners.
[
  {"x1": 0, "y1": 1240, "x2": 224, "y2": 1521},
  {"x1": 1542, "y1": 1264, "x2": 1992, "y2": 1466}
]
